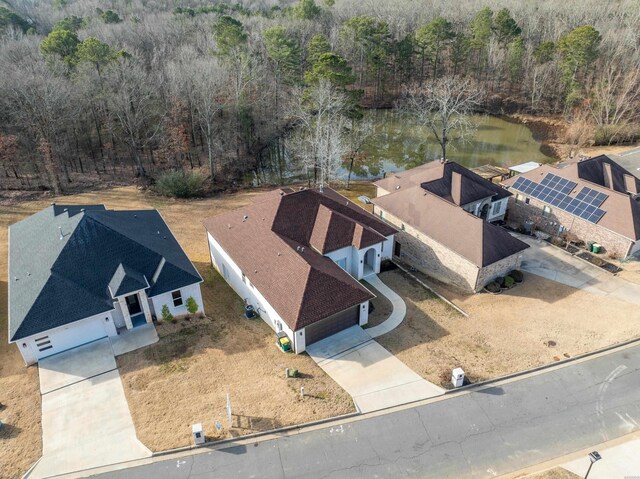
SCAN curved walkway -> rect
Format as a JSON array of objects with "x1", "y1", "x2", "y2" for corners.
[{"x1": 363, "y1": 274, "x2": 407, "y2": 338}]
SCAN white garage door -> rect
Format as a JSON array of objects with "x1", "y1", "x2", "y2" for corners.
[{"x1": 33, "y1": 317, "x2": 108, "y2": 361}]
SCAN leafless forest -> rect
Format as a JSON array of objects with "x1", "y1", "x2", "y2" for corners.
[{"x1": 1, "y1": 0, "x2": 639, "y2": 194}]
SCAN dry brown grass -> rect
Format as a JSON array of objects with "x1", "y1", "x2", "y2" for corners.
[
  {"x1": 0, "y1": 184, "x2": 362, "y2": 474},
  {"x1": 519, "y1": 467, "x2": 581, "y2": 479},
  {"x1": 376, "y1": 269, "x2": 640, "y2": 388}
]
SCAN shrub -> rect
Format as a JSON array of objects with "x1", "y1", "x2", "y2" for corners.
[
  {"x1": 155, "y1": 169, "x2": 205, "y2": 198},
  {"x1": 185, "y1": 296, "x2": 199, "y2": 315},
  {"x1": 495, "y1": 276, "x2": 505, "y2": 288},
  {"x1": 486, "y1": 282, "x2": 501, "y2": 293},
  {"x1": 504, "y1": 276, "x2": 515, "y2": 288},
  {"x1": 161, "y1": 304, "x2": 173, "y2": 322},
  {"x1": 509, "y1": 270, "x2": 524, "y2": 283}
]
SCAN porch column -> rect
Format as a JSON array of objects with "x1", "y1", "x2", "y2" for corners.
[
  {"x1": 139, "y1": 290, "x2": 153, "y2": 324},
  {"x1": 118, "y1": 296, "x2": 133, "y2": 330}
]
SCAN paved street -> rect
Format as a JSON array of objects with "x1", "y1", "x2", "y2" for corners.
[{"x1": 96, "y1": 343, "x2": 640, "y2": 479}]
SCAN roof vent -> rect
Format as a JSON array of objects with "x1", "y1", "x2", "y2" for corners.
[
  {"x1": 227, "y1": 224, "x2": 231, "y2": 229},
  {"x1": 280, "y1": 191, "x2": 285, "y2": 196},
  {"x1": 51, "y1": 202, "x2": 56, "y2": 206},
  {"x1": 299, "y1": 187, "x2": 304, "y2": 191},
  {"x1": 134, "y1": 214, "x2": 137, "y2": 218},
  {"x1": 157, "y1": 231, "x2": 160, "y2": 235},
  {"x1": 396, "y1": 185, "x2": 401, "y2": 190},
  {"x1": 296, "y1": 246, "x2": 301, "y2": 251},
  {"x1": 63, "y1": 208, "x2": 68, "y2": 212},
  {"x1": 243, "y1": 215, "x2": 248, "y2": 222},
  {"x1": 254, "y1": 269, "x2": 258, "y2": 274},
  {"x1": 277, "y1": 252, "x2": 281, "y2": 256},
  {"x1": 301, "y1": 247, "x2": 305, "y2": 252}
]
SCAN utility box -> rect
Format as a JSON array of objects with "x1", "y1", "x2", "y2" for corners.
[
  {"x1": 451, "y1": 368, "x2": 465, "y2": 388},
  {"x1": 192, "y1": 423, "x2": 205, "y2": 445}
]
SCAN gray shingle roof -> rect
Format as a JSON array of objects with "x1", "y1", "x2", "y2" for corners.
[{"x1": 8, "y1": 205, "x2": 202, "y2": 341}]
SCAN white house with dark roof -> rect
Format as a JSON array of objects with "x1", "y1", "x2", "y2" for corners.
[
  {"x1": 8, "y1": 204, "x2": 204, "y2": 365},
  {"x1": 203, "y1": 187, "x2": 397, "y2": 353}
]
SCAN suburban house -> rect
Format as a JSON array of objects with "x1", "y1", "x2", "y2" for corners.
[
  {"x1": 371, "y1": 160, "x2": 529, "y2": 292},
  {"x1": 8, "y1": 204, "x2": 204, "y2": 365},
  {"x1": 203, "y1": 187, "x2": 397, "y2": 353},
  {"x1": 502, "y1": 155, "x2": 640, "y2": 258}
]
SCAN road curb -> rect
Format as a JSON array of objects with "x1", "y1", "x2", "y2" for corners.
[
  {"x1": 393, "y1": 263, "x2": 469, "y2": 317},
  {"x1": 445, "y1": 334, "x2": 640, "y2": 395},
  {"x1": 152, "y1": 410, "x2": 362, "y2": 458}
]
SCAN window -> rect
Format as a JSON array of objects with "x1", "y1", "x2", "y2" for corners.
[
  {"x1": 492, "y1": 201, "x2": 501, "y2": 215},
  {"x1": 525, "y1": 197, "x2": 530, "y2": 204},
  {"x1": 171, "y1": 290, "x2": 183, "y2": 307},
  {"x1": 379, "y1": 210, "x2": 384, "y2": 219},
  {"x1": 542, "y1": 205, "x2": 551, "y2": 217},
  {"x1": 336, "y1": 258, "x2": 347, "y2": 270},
  {"x1": 394, "y1": 241, "x2": 401, "y2": 257},
  {"x1": 222, "y1": 264, "x2": 229, "y2": 280}
]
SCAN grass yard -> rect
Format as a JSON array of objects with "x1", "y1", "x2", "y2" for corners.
[
  {"x1": 375, "y1": 269, "x2": 640, "y2": 388},
  {"x1": 0, "y1": 183, "x2": 364, "y2": 474}
]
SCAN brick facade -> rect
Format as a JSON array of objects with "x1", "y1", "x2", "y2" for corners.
[
  {"x1": 375, "y1": 206, "x2": 522, "y2": 292},
  {"x1": 507, "y1": 196, "x2": 634, "y2": 257}
]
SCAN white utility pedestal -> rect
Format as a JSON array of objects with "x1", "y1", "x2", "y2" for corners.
[
  {"x1": 451, "y1": 368, "x2": 465, "y2": 388},
  {"x1": 192, "y1": 423, "x2": 205, "y2": 445}
]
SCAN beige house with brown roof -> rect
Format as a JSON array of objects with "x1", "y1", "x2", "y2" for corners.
[
  {"x1": 372, "y1": 160, "x2": 529, "y2": 293},
  {"x1": 502, "y1": 155, "x2": 640, "y2": 258},
  {"x1": 203, "y1": 187, "x2": 397, "y2": 353}
]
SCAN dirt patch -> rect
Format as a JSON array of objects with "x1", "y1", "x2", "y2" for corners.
[
  {"x1": 376, "y1": 270, "x2": 640, "y2": 389},
  {"x1": 519, "y1": 467, "x2": 581, "y2": 479},
  {"x1": 118, "y1": 265, "x2": 354, "y2": 451}
]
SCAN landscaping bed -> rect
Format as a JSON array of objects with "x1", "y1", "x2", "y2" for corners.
[
  {"x1": 575, "y1": 251, "x2": 623, "y2": 274},
  {"x1": 375, "y1": 269, "x2": 640, "y2": 389}
]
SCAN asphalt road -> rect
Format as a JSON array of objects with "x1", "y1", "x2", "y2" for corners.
[{"x1": 96, "y1": 345, "x2": 640, "y2": 479}]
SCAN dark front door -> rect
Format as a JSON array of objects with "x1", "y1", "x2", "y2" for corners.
[{"x1": 125, "y1": 294, "x2": 142, "y2": 315}]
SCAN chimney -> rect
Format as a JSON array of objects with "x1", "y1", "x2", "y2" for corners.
[
  {"x1": 451, "y1": 172, "x2": 462, "y2": 206},
  {"x1": 624, "y1": 174, "x2": 638, "y2": 194},
  {"x1": 603, "y1": 162, "x2": 613, "y2": 189}
]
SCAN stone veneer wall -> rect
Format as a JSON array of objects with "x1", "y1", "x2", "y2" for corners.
[
  {"x1": 475, "y1": 252, "x2": 524, "y2": 290},
  {"x1": 507, "y1": 196, "x2": 634, "y2": 257}
]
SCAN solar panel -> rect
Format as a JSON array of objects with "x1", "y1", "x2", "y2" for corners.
[{"x1": 511, "y1": 174, "x2": 605, "y2": 224}]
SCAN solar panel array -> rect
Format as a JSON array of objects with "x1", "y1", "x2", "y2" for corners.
[{"x1": 512, "y1": 174, "x2": 608, "y2": 224}]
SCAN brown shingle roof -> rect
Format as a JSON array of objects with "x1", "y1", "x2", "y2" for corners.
[
  {"x1": 374, "y1": 160, "x2": 511, "y2": 204},
  {"x1": 502, "y1": 156, "x2": 640, "y2": 241},
  {"x1": 371, "y1": 185, "x2": 529, "y2": 267},
  {"x1": 203, "y1": 188, "x2": 395, "y2": 330}
]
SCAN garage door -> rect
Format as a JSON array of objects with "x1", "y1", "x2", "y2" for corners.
[
  {"x1": 305, "y1": 306, "x2": 359, "y2": 346},
  {"x1": 33, "y1": 317, "x2": 108, "y2": 361}
]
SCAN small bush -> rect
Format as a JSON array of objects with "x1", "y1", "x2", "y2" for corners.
[
  {"x1": 495, "y1": 276, "x2": 505, "y2": 288},
  {"x1": 185, "y1": 296, "x2": 199, "y2": 315},
  {"x1": 509, "y1": 270, "x2": 524, "y2": 283},
  {"x1": 155, "y1": 169, "x2": 205, "y2": 198},
  {"x1": 504, "y1": 276, "x2": 515, "y2": 288},
  {"x1": 486, "y1": 282, "x2": 501, "y2": 293},
  {"x1": 161, "y1": 304, "x2": 173, "y2": 322}
]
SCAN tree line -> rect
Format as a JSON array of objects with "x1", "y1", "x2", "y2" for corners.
[{"x1": 0, "y1": 0, "x2": 639, "y2": 193}]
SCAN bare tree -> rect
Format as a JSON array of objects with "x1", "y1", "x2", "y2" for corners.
[
  {"x1": 398, "y1": 78, "x2": 483, "y2": 161},
  {"x1": 168, "y1": 54, "x2": 230, "y2": 182},
  {"x1": 286, "y1": 80, "x2": 351, "y2": 188},
  {"x1": 104, "y1": 62, "x2": 163, "y2": 177}
]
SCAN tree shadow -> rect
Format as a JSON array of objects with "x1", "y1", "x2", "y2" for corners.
[{"x1": 232, "y1": 414, "x2": 283, "y2": 432}]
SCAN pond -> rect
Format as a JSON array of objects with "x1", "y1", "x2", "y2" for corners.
[
  {"x1": 256, "y1": 109, "x2": 554, "y2": 183},
  {"x1": 354, "y1": 109, "x2": 554, "y2": 178}
]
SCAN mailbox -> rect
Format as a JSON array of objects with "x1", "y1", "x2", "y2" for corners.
[
  {"x1": 192, "y1": 423, "x2": 205, "y2": 445},
  {"x1": 451, "y1": 368, "x2": 465, "y2": 388}
]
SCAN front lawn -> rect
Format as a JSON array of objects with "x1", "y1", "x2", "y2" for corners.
[{"x1": 117, "y1": 265, "x2": 354, "y2": 450}]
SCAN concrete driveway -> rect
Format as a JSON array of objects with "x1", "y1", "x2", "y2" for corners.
[
  {"x1": 31, "y1": 339, "x2": 151, "y2": 478},
  {"x1": 517, "y1": 234, "x2": 640, "y2": 305},
  {"x1": 307, "y1": 326, "x2": 443, "y2": 413}
]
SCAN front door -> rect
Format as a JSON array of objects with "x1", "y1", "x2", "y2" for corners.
[{"x1": 125, "y1": 294, "x2": 142, "y2": 315}]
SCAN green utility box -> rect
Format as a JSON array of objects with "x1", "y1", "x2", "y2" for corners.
[
  {"x1": 592, "y1": 243, "x2": 602, "y2": 254},
  {"x1": 587, "y1": 241, "x2": 595, "y2": 252}
]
